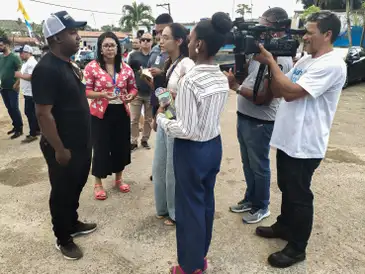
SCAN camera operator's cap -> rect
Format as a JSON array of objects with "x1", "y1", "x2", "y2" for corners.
[
  {"x1": 43, "y1": 11, "x2": 87, "y2": 39},
  {"x1": 18, "y1": 45, "x2": 33, "y2": 54}
]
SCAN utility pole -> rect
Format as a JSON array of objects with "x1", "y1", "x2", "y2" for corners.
[{"x1": 156, "y1": 3, "x2": 171, "y2": 15}]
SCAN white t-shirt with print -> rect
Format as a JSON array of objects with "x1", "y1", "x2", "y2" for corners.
[
  {"x1": 270, "y1": 50, "x2": 347, "y2": 159},
  {"x1": 166, "y1": 57, "x2": 195, "y2": 91},
  {"x1": 20, "y1": 56, "x2": 37, "y2": 97}
]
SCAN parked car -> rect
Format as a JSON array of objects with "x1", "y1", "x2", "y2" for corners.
[
  {"x1": 76, "y1": 51, "x2": 95, "y2": 69},
  {"x1": 214, "y1": 49, "x2": 235, "y2": 72},
  {"x1": 332, "y1": 46, "x2": 365, "y2": 88}
]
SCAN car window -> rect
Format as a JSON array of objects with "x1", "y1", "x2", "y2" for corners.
[
  {"x1": 214, "y1": 52, "x2": 235, "y2": 64},
  {"x1": 348, "y1": 47, "x2": 360, "y2": 59},
  {"x1": 358, "y1": 47, "x2": 365, "y2": 57}
]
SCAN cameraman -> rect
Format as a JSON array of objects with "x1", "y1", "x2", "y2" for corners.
[
  {"x1": 254, "y1": 11, "x2": 346, "y2": 268},
  {"x1": 227, "y1": 7, "x2": 293, "y2": 224}
]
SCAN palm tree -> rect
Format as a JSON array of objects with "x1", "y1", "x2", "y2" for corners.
[
  {"x1": 0, "y1": 28, "x2": 8, "y2": 38},
  {"x1": 119, "y1": 1, "x2": 154, "y2": 35},
  {"x1": 236, "y1": 4, "x2": 252, "y2": 19}
]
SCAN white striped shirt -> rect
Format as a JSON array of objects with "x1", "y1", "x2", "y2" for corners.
[{"x1": 157, "y1": 64, "x2": 229, "y2": 142}]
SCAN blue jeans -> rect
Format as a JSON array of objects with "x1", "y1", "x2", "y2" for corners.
[
  {"x1": 237, "y1": 113, "x2": 274, "y2": 210},
  {"x1": 152, "y1": 125, "x2": 175, "y2": 220},
  {"x1": 1, "y1": 89, "x2": 23, "y2": 130}
]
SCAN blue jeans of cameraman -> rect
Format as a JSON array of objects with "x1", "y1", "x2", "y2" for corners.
[{"x1": 237, "y1": 112, "x2": 274, "y2": 210}]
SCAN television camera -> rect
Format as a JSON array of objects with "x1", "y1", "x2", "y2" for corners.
[{"x1": 225, "y1": 17, "x2": 306, "y2": 101}]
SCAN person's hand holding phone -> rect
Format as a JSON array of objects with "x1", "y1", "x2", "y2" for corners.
[{"x1": 149, "y1": 67, "x2": 162, "y2": 77}]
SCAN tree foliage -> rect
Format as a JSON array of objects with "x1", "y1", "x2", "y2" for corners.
[
  {"x1": 236, "y1": 4, "x2": 252, "y2": 18},
  {"x1": 119, "y1": 1, "x2": 154, "y2": 32}
]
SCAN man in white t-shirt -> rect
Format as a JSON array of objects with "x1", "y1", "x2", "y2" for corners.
[
  {"x1": 226, "y1": 8, "x2": 293, "y2": 225},
  {"x1": 15, "y1": 45, "x2": 40, "y2": 143},
  {"x1": 254, "y1": 11, "x2": 346, "y2": 268}
]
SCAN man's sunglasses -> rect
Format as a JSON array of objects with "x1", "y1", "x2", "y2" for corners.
[{"x1": 140, "y1": 38, "x2": 152, "y2": 42}]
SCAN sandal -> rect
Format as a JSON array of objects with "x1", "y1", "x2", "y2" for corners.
[
  {"x1": 164, "y1": 217, "x2": 176, "y2": 226},
  {"x1": 115, "y1": 179, "x2": 130, "y2": 193},
  {"x1": 203, "y1": 257, "x2": 208, "y2": 272},
  {"x1": 94, "y1": 184, "x2": 107, "y2": 200},
  {"x1": 156, "y1": 214, "x2": 168, "y2": 219},
  {"x1": 170, "y1": 266, "x2": 202, "y2": 274}
]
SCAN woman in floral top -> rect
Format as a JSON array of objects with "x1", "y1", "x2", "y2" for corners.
[{"x1": 84, "y1": 32, "x2": 137, "y2": 200}]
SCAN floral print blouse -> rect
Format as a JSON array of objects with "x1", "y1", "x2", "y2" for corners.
[{"x1": 84, "y1": 60, "x2": 138, "y2": 119}]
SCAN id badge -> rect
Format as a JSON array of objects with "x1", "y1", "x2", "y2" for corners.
[
  {"x1": 155, "y1": 55, "x2": 161, "y2": 65},
  {"x1": 114, "y1": 87, "x2": 121, "y2": 96}
]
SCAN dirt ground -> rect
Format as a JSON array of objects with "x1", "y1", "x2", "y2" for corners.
[{"x1": 0, "y1": 84, "x2": 364, "y2": 274}]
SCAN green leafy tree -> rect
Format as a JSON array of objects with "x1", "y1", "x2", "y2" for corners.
[
  {"x1": 300, "y1": 5, "x2": 321, "y2": 20},
  {"x1": 119, "y1": 1, "x2": 154, "y2": 34},
  {"x1": 0, "y1": 28, "x2": 8, "y2": 38},
  {"x1": 236, "y1": 4, "x2": 252, "y2": 18}
]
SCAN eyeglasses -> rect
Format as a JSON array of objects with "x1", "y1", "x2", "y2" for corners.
[
  {"x1": 140, "y1": 38, "x2": 152, "y2": 43},
  {"x1": 102, "y1": 43, "x2": 117, "y2": 49}
]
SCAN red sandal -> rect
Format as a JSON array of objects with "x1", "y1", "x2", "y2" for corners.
[
  {"x1": 115, "y1": 179, "x2": 130, "y2": 193},
  {"x1": 170, "y1": 258, "x2": 207, "y2": 274},
  {"x1": 94, "y1": 184, "x2": 107, "y2": 200}
]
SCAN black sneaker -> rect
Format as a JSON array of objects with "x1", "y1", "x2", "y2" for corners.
[
  {"x1": 55, "y1": 239, "x2": 83, "y2": 260},
  {"x1": 268, "y1": 244, "x2": 306, "y2": 268},
  {"x1": 131, "y1": 144, "x2": 138, "y2": 151},
  {"x1": 141, "y1": 141, "x2": 151, "y2": 149},
  {"x1": 7, "y1": 128, "x2": 16, "y2": 135},
  {"x1": 70, "y1": 221, "x2": 97, "y2": 237},
  {"x1": 11, "y1": 131, "x2": 23, "y2": 139}
]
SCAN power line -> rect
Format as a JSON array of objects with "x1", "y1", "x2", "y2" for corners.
[
  {"x1": 156, "y1": 3, "x2": 171, "y2": 15},
  {"x1": 29, "y1": 0, "x2": 122, "y2": 15}
]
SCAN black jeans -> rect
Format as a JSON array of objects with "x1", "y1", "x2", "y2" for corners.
[
  {"x1": 24, "y1": 95, "x2": 40, "y2": 136},
  {"x1": 40, "y1": 138, "x2": 92, "y2": 245},
  {"x1": 276, "y1": 149, "x2": 322, "y2": 252},
  {"x1": 0, "y1": 89, "x2": 23, "y2": 130}
]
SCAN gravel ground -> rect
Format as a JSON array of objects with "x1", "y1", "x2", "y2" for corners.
[{"x1": 0, "y1": 84, "x2": 364, "y2": 274}]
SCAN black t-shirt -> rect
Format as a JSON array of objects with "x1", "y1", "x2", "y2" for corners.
[
  {"x1": 128, "y1": 51, "x2": 152, "y2": 97},
  {"x1": 31, "y1": 52, "x2": 91, "y2": 150}
]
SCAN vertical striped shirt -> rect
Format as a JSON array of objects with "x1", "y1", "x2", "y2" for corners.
[{"x1": 157, "y1": 64, "x2": 229, "y2": 142}]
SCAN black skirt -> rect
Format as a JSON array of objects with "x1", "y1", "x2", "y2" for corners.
[{"x1": 91, "y1": 104, "x2": 131, "y2": 178}]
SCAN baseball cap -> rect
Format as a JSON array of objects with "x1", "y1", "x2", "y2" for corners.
[
  {"x1": 43, "y1": 11, "x2": 87, "y2": 39},
  {"x1": 18, "y1": 45, "x2": 33, "y2": 54}
]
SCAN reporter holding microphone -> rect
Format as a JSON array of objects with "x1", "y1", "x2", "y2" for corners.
[
  {"x1": 157, "y1": 12, "x2": 232, "y2": 274},
  {"x1": 253, "y1": 11, "x2": 346, "y2": 268}
]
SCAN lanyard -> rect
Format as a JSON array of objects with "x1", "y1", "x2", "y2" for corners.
[
  {"x1": 165, "y1": 55, "x2": 183, "y2": 86},
  {"x1": 112, "y1": 72, "x2": 117, "y2": 85}
]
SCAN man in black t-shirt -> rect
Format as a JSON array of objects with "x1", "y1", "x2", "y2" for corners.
[{"x1": 31, "y1": 11, "x2": 96, "y2": 261}]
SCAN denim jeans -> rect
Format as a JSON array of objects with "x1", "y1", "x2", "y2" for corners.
[
  {"x1": 1, "y1": 89, "x2": 23, "y2": 130},
  {"x1": 237, "y1": 113, "x2": 274, "y2": 210},
  {"x1": 152, "y1": 125, "x2": 175, "y2": 220}
]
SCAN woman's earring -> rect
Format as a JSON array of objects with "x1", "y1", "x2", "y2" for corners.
[{"x1": 195, "y1": 48, "x2": 199, "y2": 54}]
